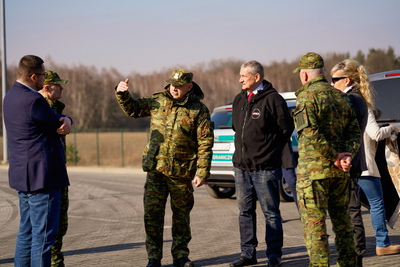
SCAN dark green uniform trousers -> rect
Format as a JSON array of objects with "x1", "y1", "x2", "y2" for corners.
[
  {"x1": 297, "y1": 176, "x2": 357, "y2": 267},
  {"x1": 144, "y1": 172, "x2": 194, "y2": 261},
  {"x1": 51, "y1": 186, "x2": 69, "y2": 267}
]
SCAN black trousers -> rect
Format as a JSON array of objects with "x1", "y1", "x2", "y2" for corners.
[{"x1": 349, "y1": 172, "x2": 366, "y2": 257}]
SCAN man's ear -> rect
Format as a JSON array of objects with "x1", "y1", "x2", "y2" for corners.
[
  {"x1": 29, "y1": 74, "x2": 36, "y2": 83},
  {"x1": 188, "y1": 83, "x2": 193, "y2": 91},
  {"x1": 255, "y1": 73, "x2": 261, "y2": 83},
  {"x1": 303, "y1": 71, "x2": 309, "y2": 82}
]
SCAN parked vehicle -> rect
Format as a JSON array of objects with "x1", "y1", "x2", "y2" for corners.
[
  {"x1": 206, "y1": 92, "x2": 297, "y2": 201},
  {"x1": 369, "y1": 70, "x2": 400, "y2": 128}
]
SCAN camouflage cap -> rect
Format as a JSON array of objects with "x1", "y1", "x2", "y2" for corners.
[
  {"x1": 165, "y1": 69, "x2": 193, "y2": 86},
  {"x1": 293, "y1": 52, "x2": 324, "y2": 73},
  {"x1": 44, "y1": 70, "x2": 68, "y2": 85}
]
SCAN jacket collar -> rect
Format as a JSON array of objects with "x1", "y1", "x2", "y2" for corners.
[{"x1": 295, "y1": 76, "x2": 327, "y2": 97}]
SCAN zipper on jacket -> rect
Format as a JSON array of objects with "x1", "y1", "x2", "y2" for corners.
[{"x1": 240, "y1": 103, "x2": 250, "y2": 165}]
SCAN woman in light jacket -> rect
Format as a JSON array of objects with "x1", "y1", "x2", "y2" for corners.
[
  {"x1": 331, "y1": 59, "x2": 400, "y2": 257},
  {"x1": 360, "y1": 107, "x2": 399, "y2": 255}
]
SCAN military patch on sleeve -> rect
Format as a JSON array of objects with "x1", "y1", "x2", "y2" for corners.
[{"x1": 294, "y1": 105, "x2": 309, "y2": 132}]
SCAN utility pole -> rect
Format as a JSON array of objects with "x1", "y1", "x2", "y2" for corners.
[{"x1": 1, "y1": 0, "x2": 8, "y2": 163}]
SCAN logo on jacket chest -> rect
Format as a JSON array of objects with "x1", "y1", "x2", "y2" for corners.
[{"x1": 251, "y1": 108, "x2": 261, "y2": 119}]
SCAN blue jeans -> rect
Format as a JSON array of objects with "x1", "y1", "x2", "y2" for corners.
[
  {"x1": 282, "y1": 167, "x2": 298, "y2": 209},
  {"x1": 15, "y1": 189, "x2": 61, "y2": 267},
  {"x1": 234, "y1": 168, "x2": 283, "y2": 260},
  {"x1": 358, "y1": 176, "x2": 390, "y2": 247}
]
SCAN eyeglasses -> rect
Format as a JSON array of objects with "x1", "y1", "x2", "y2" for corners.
[
  {"x1": 30, "y1": 73, "x2": 47, "y2": 78},
  {"x1": 331, "y1": 77, "x2": 347, "y2": 84}
]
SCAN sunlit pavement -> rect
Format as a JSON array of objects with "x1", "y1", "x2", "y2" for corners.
[{"x1": 1, "y1": 165, "x2": 399, "y2": 266}]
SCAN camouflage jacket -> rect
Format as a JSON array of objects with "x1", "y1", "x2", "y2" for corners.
[
  {"x1": 293, "y1": 76, "x2": 361, "y2": 180},
  {"x1": 45, "y1": 98, "x2": 67, "y2": 154},
  {"x1": 115, "y1": 82, "x2": 214, "y2": 181}
]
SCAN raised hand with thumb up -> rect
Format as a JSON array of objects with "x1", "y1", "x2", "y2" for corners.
[{"x1": 116, "y1": 78, "x2": 129, "y2": 92}]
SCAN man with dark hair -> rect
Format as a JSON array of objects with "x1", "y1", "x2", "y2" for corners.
[
  {"x1": 230, "y1": 60, "x2": 294, "y2": 267},
  {"x1": 3, "y1": 55, "x2": 72, "y2": 267}
]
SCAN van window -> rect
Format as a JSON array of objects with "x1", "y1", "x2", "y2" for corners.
[{"x1": 372, "y1": 78, "x2": 400, "y2": 122}]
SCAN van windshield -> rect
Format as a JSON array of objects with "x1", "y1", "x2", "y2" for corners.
[
  {"x1": 211, "y1": 111, "x2": 232, "y2": 129},
  {"x1": 372, "y1": 78, "x2": 400, "y2": 122}
]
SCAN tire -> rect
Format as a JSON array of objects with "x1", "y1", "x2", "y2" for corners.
[
  {"x1": 279, "y1": 176, "x2": 294, "y2": 202},
  {"x1": 206, "y1": 185, "x2": 235, "y2": 199}
]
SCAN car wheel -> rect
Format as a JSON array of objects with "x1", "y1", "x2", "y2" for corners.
[
  {"x1": 206, "y1": 185, "x2": 235, "y2": 199},
  {"x1": 279, "y1": 176, "x2": 294, "y2": 202}
]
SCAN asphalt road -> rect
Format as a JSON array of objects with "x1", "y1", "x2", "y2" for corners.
[{"x1": 1, "y1": 166, "x2": 400, "y2": 266}]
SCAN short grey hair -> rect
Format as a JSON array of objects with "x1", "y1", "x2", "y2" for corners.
[{"x1": 241, "y1": 60, "x2": 264, "y2": 80}]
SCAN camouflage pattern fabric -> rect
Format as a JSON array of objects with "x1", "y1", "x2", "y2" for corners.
[
  {"x1": 297, "y1": 176, "x2": 357, "y2": 266},
  {"x1": 116, "y1": 81, "x2": 213, "y2": 261},
  {"x1": 294, "y1": 76, "x2": 361, "y2": 181},
  {"x1": 293, "y1": 52, "x2": 325, "y2": 73},
  {"x1": 115, "y1": 83, "x2": 214, "y2": 182},
  {"x1": 51, "y1": 186, "x2": 69, "y2": 267},
  {"x1": 165, "y1": 69, "x2": 193, "y2": 86},
  {"x1": 144, "y1": 171, "x2": 194, "y2": 260},
  {"x1": 46, "y1": 98, "x2": 69, "y2": 267},
  {"x1": 294, "y1": 76, "x2": 360, "y2": 266}
]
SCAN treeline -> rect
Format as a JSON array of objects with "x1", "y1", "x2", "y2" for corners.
[{"x1": 2, "y1": 46, "x2": 400, "y2": 130}]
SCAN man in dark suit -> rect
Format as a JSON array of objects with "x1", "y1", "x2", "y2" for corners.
[{"x1": 3, "y1": 55, "x2": 72, "y2": 267}]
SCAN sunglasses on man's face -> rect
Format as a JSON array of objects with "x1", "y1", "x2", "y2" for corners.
[{"x1": 331, "y1": 77, "x2": 347, "y2": 84}]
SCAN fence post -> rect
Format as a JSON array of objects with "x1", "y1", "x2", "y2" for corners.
[
  {"x1": 120, "y1": 128, "x2": 124, "y2": 167},
  {"x1": 73, "y1": 129, "x2": 77, "y2": 165},
  {"x1": 96, "y1": 128, "x2": 100, "y2": 166}
]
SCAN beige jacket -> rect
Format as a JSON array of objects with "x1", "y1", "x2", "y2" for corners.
[{"x1": 361, "y1": 108, "x2": 392, "y2": 178}]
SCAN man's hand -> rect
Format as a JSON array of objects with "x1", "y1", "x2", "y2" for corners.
[
  {"x1": 334, "y1": 152, "x2": 352, "y2": 172},
  {"x1": 57, "y1": 117, "x2": 72, "y2": 135},
  {"x1": 193, "y1": 176, "x2": 206, "y2": 187},
  {"x1": 116, "y1": 78, "x2": 129, "y2": 92}
]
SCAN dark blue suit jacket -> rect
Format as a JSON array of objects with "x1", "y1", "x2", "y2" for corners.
[{"x1": 3, "y1": 81, "x2": 70, "y2": 192}]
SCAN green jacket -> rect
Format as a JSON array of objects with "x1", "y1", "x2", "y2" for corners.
[
  {"x1": 293, "y1": 76, "x2": 361, "y2": 180},
  {"x1": 115, "y1": 82, "x2": 214, "y2": 181}
]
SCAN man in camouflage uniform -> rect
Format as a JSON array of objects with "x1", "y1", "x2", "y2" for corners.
[
  {"x1": 39, "y1": 70, "x2": 69, "y2": 267},
  {"x1": 115, "y1": 69, "x2": 214, "y2": 267},
  {"x1": 293, "y1": 52, "x2": 361, "y2": 267}
]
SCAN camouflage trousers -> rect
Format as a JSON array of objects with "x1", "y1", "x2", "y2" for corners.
[
  {"x1": 51, "y1": 186, "x2": 69, "y2": 267},
  {"x1": 144, "y1": 172, "x2": 194, "y2": 261},
  {"x1": 297, "y1": 176, "x2": 357, "y2": 267}
]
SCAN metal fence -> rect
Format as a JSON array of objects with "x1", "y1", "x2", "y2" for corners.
[{"x1": 0, "y1": 128, "x2": 150, "y2": 168}]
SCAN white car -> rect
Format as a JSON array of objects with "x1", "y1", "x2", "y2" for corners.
[{"x1": 206, "y1": 92, "x2": 297, "y2": 201}]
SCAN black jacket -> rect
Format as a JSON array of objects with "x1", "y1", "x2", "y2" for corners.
[
  {"x1": 232, "y1": 80, "x2": 294, "y2": 171},
  {"x1": 347, "y1": 87, "x2": 368, "y2": 177}
]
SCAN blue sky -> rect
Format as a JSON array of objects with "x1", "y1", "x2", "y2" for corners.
[{"x1": 4, "y1": 0, "x2": 400, "y2": 75}]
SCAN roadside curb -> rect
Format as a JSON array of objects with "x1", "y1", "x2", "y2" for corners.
[{"x1": 0, "y1": 164, "x2": 144, "y2": 174}]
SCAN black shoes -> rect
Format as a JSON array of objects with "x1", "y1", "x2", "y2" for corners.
[
  {"x1": 229, "y1": 256, "x2": 257, "y2": 267},
  {"x1": 146, "y1": 259, "x2": 161, "y2": 267},
  {"x1": 267, "y1": 257, "x2": 281, "y2": 267},
  {"x1": 173, "y1": 257, "x2": 194, "y2": 267},
  {"x1": 357, "y1": 255, "x2": 363, "y2": 267}
]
